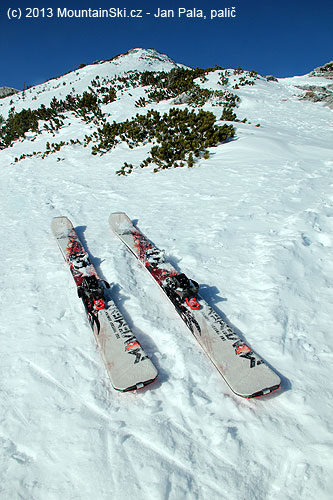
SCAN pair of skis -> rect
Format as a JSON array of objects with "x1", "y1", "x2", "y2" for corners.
[{"x1": 52, "y1": 213, "x2": 281, "y2": 397}]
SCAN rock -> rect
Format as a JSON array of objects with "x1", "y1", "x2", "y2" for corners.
[
  {"x1": 310, "y1": 61, "x2": 333, "y2": 79},
  {"x1": 298, "y1": 85, "x2": 333, "y2": 109},
  {"x1": 172, "y1": 92, "x2": 192, "y2": 104},
  {"x1": 0, "y1": 87, "x2": 19, "y2": 98},
  {"x1": 265, "y1": 75, "x2": 278, "y2": 82}
]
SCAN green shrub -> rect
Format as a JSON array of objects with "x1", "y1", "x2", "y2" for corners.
[
  {"x1": 92, "y1": 107, "x2": 235, "y2": 173},
  {"x1": 1, "y1": 108, "x2": 38, "y2": 146},
  {"x1": 221, "y1": 107, "x2": 237, "y2": 121}
]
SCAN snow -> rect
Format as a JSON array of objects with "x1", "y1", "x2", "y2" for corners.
[{"x1": 0, "y1": 49, "x2": 332, "y2": 499}]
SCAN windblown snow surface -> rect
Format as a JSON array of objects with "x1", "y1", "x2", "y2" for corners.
[{"x1": 0, "y1": 49, "x2": 332, "y2": 500}]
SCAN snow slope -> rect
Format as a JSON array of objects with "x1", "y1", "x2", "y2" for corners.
[
  {"x1": 0, "y1": 48, "x2": 185, "y2": 117},
  {"x1": 0, "y1": 50, "x2": 332, "y2": 500}
]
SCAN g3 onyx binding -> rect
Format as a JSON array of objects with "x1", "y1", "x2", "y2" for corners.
[
  {"x1": 78, "y1": 275, "x2": 110, "y2": 311},
  {"x1": 163, "y1": 273, "x2": 200, "y2": 310}
]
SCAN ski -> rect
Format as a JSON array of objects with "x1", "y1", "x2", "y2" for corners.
[
  {"x1": 109, "y1": 212, "x2": 281, "y2": 398},
  {"x1": 51, "y1": 216, "x2": 158, "y2": 392}
]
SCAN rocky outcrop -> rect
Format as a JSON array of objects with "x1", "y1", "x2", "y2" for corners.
[
  {"x1": 0, "y1": 87, "x2": 19, "y2": 98},
  {"x1": 265, "y1": 75, "x2": 278, "y2": 82},
  {"x1": 309, "y1": 61, "x2": 333, "y2": 79},
  {"x1": 297, "y1": 84, "x2": 333, "y2": 109},
  {"x1": 297, "y1": 62, "x2": 333, "y2": 108}
]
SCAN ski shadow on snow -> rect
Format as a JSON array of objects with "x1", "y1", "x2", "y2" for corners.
[
  {"x1": 75, "y1": 225, "x2": 105, "y2": 271},
  {"x1": 74, "y1": 225, "x2": 166, "y2": 389}
]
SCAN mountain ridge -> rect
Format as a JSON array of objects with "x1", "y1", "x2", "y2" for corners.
[{"x1": 2, "y1": 47, "x2": 332, "y2": 94}]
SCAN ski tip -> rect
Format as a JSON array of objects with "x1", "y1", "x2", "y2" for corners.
[
  {"x1": 51, "y1": 215, "x2": 71, "y2": 222},
  {"x1": 51, "y1": 216, "x2": 74, "y2": 236},
  {"x1": 109, "y1": 212, "x2": 133, "y2": 233},
  {"x1": 109, "y1": 212, "x2": 129, "y2": 222}
]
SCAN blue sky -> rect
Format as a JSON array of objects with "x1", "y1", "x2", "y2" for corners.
[{"x1": 1, "y1": 0, "x2": 332, "y2": 89}]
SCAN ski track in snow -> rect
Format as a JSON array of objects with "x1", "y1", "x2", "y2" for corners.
[{"x1": 0, "y1": 52, "x2": 333, "y2": 499}]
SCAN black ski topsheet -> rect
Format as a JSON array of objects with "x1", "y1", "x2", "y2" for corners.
[
  {"x1": 109, "y1": 212, "x2": 281, "y2": 398},
  {"x1": 51, "y1": 216, "x2": 158, "y2": 392}
]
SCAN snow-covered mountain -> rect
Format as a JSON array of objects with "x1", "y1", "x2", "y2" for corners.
[
  {"x1": 0, "y1": 48, "x2": 184, "y2": 114},
  {"x1": 0, "y1": 49, "x2": 332, "y2": 500}
]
